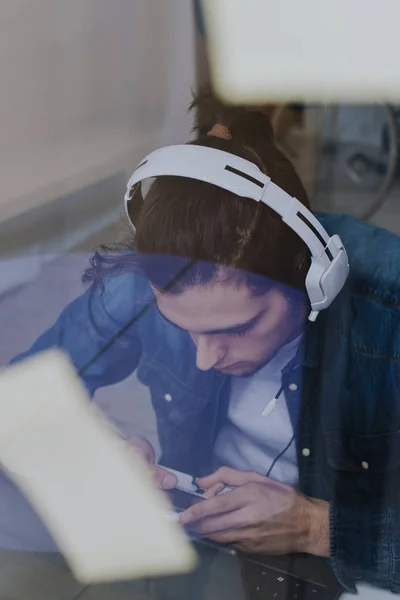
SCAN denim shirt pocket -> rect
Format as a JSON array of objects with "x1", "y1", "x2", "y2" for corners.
[
  {"x1": 325, "y1": 430, "x2": 400, "y2": 502},
  {"x1": 326, "y1": 430, "x2": 400, "y2": 475}
]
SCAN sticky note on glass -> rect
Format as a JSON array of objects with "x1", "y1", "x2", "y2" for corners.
[
  {"x1": 202, "y1": 0, "x2": 400, "y2": 102},
  {"x1": 0, "y1": 350, "x2": 196, "y2": 584}
]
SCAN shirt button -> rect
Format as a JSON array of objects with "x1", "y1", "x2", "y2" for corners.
[
  {"x1": 302, "y1": 448, "x2": 311, "y2": 457},
  {"x1": 289, "y1": 383, "x2": 298, "y2": 392},
  {"x1": 361, "y1": 461, "x2": 369, "y2": 470},
  {"x1": 164, "y1": 393, "x2": 173, "y2": 402}
]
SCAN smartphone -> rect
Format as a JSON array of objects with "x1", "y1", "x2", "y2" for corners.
[{"x1": 166, "y1": 487, "x2": 206, "y2": 512}]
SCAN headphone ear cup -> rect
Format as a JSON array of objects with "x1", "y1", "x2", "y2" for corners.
[
  {"x1": 305, "y1": 237, "x2": 349, "y2": 316},
  {"x1": 305, "y1": 256, "x2": 326, "y2": 313}
]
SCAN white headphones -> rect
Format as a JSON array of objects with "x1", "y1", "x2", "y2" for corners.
[{"x1": 124, "y1": 144, "x2": 349, "y2": 321}]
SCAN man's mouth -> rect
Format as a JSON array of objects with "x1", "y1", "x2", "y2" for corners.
[{"x1": 218, "y1": 362, "x2": 247, "y2": 373}]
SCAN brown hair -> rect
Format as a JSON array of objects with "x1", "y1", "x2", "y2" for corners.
[{"x1": 85, "y1": 90, "x2": 310, "y2": 296}]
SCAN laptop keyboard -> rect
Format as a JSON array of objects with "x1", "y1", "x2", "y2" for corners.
[{"x1": 243, "y1": 561, "x2": 326, "y2": 600}]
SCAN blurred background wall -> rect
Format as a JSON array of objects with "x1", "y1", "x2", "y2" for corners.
[{"x1": 0, "y1": 0, "x2": 195, "y2": 291}]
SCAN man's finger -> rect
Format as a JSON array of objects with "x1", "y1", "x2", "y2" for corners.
[
  {"x1": 152, "y1": 466, "x2": 178, "y2": 490},
  {"x1": 197, "y1": 467, "x2": 267, "y2": 490},
  {"x1": 127, "y1": 436, "x2": 156, "y2": 464},
  {"x1": 208, "y1": 527, "x2": 257, "y2": 545},
  {"x1": 203, "y1": 483, "x2": 225, "y2": 498},
  {"x1": 187, "y1": 507, "x2": 251, "y2": 536},
  {"x1": 180, "y1": 487, "x2": 245, "y2": 525}
]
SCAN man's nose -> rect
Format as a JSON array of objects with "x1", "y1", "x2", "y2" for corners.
[{"x1": 195, "y1": 335, "x2": 226, "y2": 371}]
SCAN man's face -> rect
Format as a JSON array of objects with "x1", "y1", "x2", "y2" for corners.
[{"x1": 154, "y1": 280, "x2": 306, "y2": 376}]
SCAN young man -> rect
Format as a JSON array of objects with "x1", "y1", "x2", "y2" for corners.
[{"x1": 12, "y1": 92, "x2": 400, "y2": 593}]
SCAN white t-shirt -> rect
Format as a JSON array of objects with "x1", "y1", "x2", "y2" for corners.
[{"x1": 213, "y1": 336, "x2": 301, "y2": 487}]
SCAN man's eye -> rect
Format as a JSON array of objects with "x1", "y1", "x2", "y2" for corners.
[{"x1": 227, "y1": 328, "x2": 248, "y2": 338}]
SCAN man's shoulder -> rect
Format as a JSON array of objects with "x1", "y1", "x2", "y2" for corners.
[
  {"x1": 316, "y1": 212, "x2": 400, "y2": 309},
  {"x1": 313, "y1": 213, "x2": 400, "y2": 375},
  {"x1": 310, "y1": 216, "x2": 400, "y2": 434}
]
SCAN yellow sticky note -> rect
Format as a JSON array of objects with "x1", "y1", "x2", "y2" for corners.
[
  {"x1": 203, "y1": 0, "x2": 400, "y2": 102},
  {"x1": 0, "y1": 350, "x2": 196, "y2": 584}
]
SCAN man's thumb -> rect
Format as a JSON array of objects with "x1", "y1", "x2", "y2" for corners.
[{"x1": 154, "y1": 467, "x2": 178, "y2": 490}]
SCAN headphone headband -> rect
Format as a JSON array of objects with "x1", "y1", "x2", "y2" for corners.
[{"x1": 125, "y1": 145, "x2": 349, "y2": 320}]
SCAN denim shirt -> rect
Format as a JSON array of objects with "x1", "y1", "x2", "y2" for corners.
[{"x1": 13, "y1": 213, "x2": 400, "y2": 593}]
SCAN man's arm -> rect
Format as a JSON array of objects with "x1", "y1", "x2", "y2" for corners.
[
  {"x1": 179, "y1": 468, "x2": 330, "y2": 557},
  {"x1": 10, "y1": 271, "x2": 142, "y2": 395},
  {"x1": 302, "y1": 497, "x2": 330, "y2": 558},
  {"x1": 180, "y1": 468, "x2": 400, "y2": 593}
]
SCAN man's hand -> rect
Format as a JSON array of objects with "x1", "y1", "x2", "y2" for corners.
[
  {"x1": 179, "y1": 467, "x2": 330, "y2": 557},
  {"x1": 127, "y1": 436, "x2": 177, "y2": 490}
]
